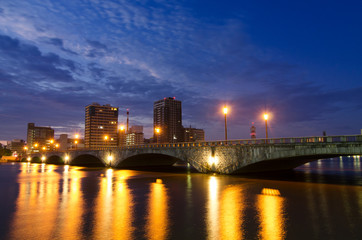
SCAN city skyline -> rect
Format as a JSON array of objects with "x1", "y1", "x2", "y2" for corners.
[{"x1": 1, "y1": 0, "x2": 362, "y2": 142}]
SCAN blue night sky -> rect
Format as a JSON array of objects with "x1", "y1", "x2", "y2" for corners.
[{"x1": 1, "y1": 0, "x2": 362, "y2": 141}]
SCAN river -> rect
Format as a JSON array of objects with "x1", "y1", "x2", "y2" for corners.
[{"x1": 0, "y1": 156, "x2": 361, "y2": 239}]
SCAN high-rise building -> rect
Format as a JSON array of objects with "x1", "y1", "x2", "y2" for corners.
[
  {"x1": 126, "y1": 125, "x2": 144, "y2": 145},
  {"x1": 184, "y1": 127, "x2": 205, "y2": 142},
  {"x1": 27, "y1": 123, "x2": 54, "y2": 151},
  {"x1": 153, "y1": 97, "x2": 183, "y2": 143},
  {"x1": 85, "y1": 103, "x2": 118, "y2": 148}
]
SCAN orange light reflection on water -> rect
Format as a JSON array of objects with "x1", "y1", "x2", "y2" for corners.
[
  {"x1": 93, "y1": 170, "x2": 136, "y2": 239},
  {"x1": 207, "y1": 176, "x2": 219, "y2": 240},
  {"x1": 257, "y1": 188, "x2": 286, "y2": 240},
  {"x1": 9, "y1": 163, "x2": 60, "y2": 239},
  {"x1": 146, "y1": 180, "x2": 169, "y2": 240},
  {"x1": 220, "y1": 186, "x2": 244, "y2": 239}
]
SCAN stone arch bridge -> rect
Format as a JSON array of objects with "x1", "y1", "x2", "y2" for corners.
[{"x1": 26, "y1": 135, "x2": 362, "y2": 174}]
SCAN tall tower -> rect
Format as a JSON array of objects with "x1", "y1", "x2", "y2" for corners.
[
  {"x1": 153, "y1": 97, "x2": 183, "y2": 143},
  {"x1": 250, "y1": 122, "x2": 256, "y2": 139},
  {"x1": 85, "y1": 103, "x2": 118, "y2": 148}
]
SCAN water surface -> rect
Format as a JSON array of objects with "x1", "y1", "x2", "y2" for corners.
[{"x1": 0, "y1": 157, "x2": 361, "y2": 239}]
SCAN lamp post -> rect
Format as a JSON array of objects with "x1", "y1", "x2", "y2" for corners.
[
  {"x1": 104, "y1": 135, "x2": 109, "y2": 148},
  {"x1": 223, "y1": 106, "x2": 228, "y2": 141},
  {"x1": 74, "y1": 134, "x2": 79, "y2": 150},
  {"x1": 155, "y1": 128, "x2": 160, "y2": 144},
  {"x1": 50, "y1": 139, "x2": 54, "y2": 151},
  {"x1": 264, "y1": 113, "x2": 269, "y2": 141},
  {"x1": 119, "y1": 125, "x2": 125, "y2": 146}
]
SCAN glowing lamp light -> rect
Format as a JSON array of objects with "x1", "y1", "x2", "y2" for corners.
[
  {"x1": 50, "y1": 139, "x2": 54, "y2": 144},
  {"x1": 209, "y1": 156, "x2": 218, "y2": 165},
  {"x1": 55, "y1": 144, "x2": 59, "y2": 148},
  {"x1": 156, "y1": 179, "x2": 163, "y2": 184},
  {"x1": 42, "y1": 146, "x2": 46, "y2": 150},
  {"x1": 27, "y1": 157, "x2": 31, "y2": 161},
  {"x1": 41, "y1": 156, "x2": 46, "y2": 161},
  {"x1": 34, "y1": 143, "x2": 38, "y2": 148},
  {"x1": 75, "y1": 134, "x2": 79, "y2": 139},
  {"x1": 65, "y1": 155, "x2": 70, "y2": 161},
  {"x1": 104, "y1": 135, "x2": 109, "y2": 140},
  {"x1": 119, "y1": 125, "x2": 125, "y2": 131},
  {"x1": 75, "y1": 140, "x2": 78, "y2": 144},
  {"x1": 223, "y1": 106, "x2": 228, "y2": 115},
  {"x1": 264, "y1": 113, "x2": 269, "y2": 120},
  {"x1": 155, "y1": 128, "x2": 160, "y2": 134},
  {"x1": 107, "y1": 155, "x2": 113, "y2": 162}
]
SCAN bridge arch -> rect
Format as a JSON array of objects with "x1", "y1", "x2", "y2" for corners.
[
  {"x1": 71, "y1": 154, "x2": 105, "y2": 167},
  {"x1": 116, "y1": 153, "x2": 182, "y2": 168},
  {"x1": 47, "y1": 155, "x2": 64, "y2": 165},
  {"x1": 31, "y1": 156, "x2": 41, "y2": 163}
]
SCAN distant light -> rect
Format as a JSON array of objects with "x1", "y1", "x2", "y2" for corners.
[
  {"x1": 75, "y1": 134, "x2": 79, "y2": 139},
  {"x1": 264, "y1": 113, "x2": 269, "y2": 120},
  {"x1": 104, "y1": 135, "x2": 108, "y2": 140},
  {"x1": 156, "y1": 179, "x2": 163, "y2": 184},
  {"x1": 119, "y1": 125, "x2": 125, "y2": 131},
  {"x1": 41, "y1": 156, "x2": 46, "y2": 161},
  {"x1": 27, "y1": 157, "x2": 31, "y2": 161}
]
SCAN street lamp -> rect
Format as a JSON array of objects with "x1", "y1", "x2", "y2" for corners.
[
  {"x1": 119, "y1": 125, "x2": 125, "y2": 146},
  {"x1": 223, "y1": 106, "x2": 228, "y2": 141},
  {"x1": 155, "y1": 128, "x2": 161, "y2": 144},
  {"x1": 104, "y1": 135, "x2": 109, "y2": 148},
  {"x1": 264, "y1": 113, "x2": 269, "y2": 140},
  {"x1": 74, "y1": 134, "x2": 79, "y2": 150}
]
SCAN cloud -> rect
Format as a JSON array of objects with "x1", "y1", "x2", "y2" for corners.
[{"x1": 0, "y1": 0, "x2": 361, "y2": 141}]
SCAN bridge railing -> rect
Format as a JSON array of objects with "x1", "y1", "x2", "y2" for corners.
[{"x1": 67, "y1": 134, "x2": 362, "y2": 152}]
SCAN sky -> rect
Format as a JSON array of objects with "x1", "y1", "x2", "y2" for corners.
[{"x1": 1, "y1": 0, "x2": 362, "y2": 141}]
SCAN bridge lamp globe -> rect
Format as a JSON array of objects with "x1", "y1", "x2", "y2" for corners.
[
  {"x1": 27, "y1": 157, "x2": 31, "y2": 162},
  {"x1": 41, "y1": 156, "x2": 46, "y2": 162},
  {"x1": 65, "y1": 155, "x2": 70, "y2": 163}
]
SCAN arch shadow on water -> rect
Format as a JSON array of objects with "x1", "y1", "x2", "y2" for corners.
[
  {"x1": 71, "y1": 154, "x2": 105, "y2": 167},
  {"x1": 47, "y1": 155, "x2": 64, "y2": 165},
  {"x1": 115, "y1": 153, "x2": 197, "y2": 173},
  {"x1": 31, "y1": 156, "x2": 41, "y2": 163},
  {"x1": 238, "y1": 158, "x2": 362, "y2": 186}
]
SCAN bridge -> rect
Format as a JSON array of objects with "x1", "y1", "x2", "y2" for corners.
[{"x1": 26, "y1": 135, "x2": 362, "y2": 174}]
